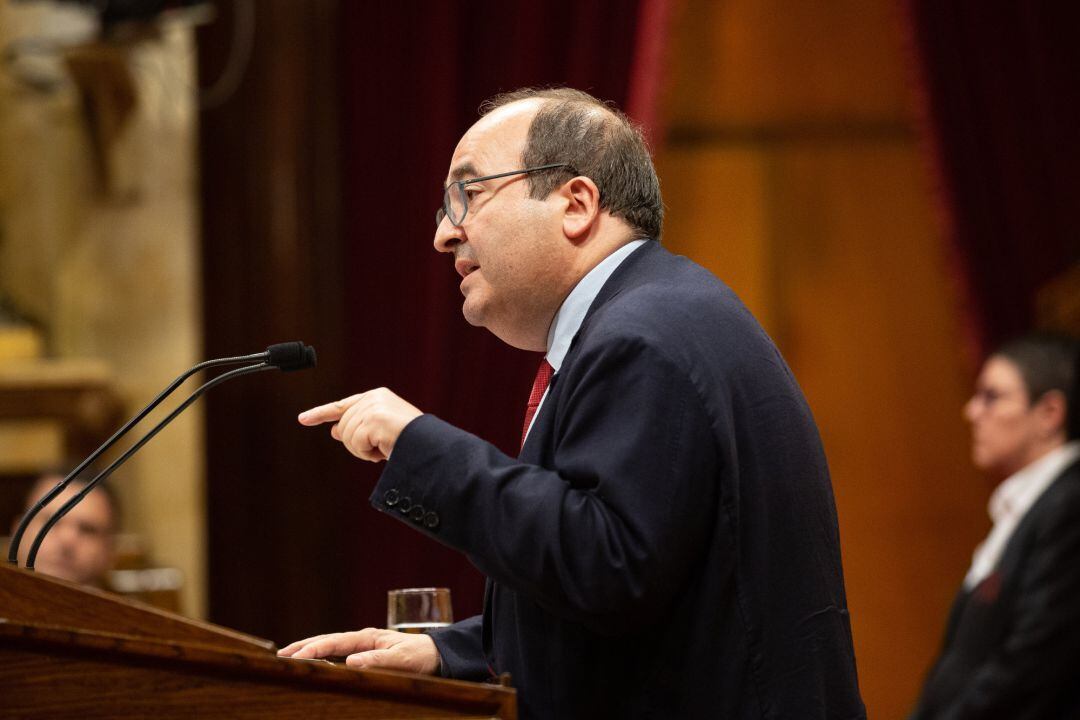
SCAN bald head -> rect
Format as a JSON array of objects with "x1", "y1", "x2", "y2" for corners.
[
  {"x1": 480, "y1": 88, "x2": 663, "y2": 241},
  {"x1": 447, "y1": 99, "x2": 542, "y2": 183}
]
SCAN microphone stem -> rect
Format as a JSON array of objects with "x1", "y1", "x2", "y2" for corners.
[
  {"x1": 24, "y1": 362, "x2": 274, "y2": 571},
  {"x1": 7, "y1": 352, "x2": 268, "y2": 566}
]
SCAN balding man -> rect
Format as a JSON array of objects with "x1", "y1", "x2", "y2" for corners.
[
  {"x1": 281, "y1": 88, "x2": 864, "y2": 719},
  {"x1": 11, "y1": 472, "x2": 117, "y2": 588}
]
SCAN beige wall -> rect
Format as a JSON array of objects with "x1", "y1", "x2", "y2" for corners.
[
  {"x1": 656, "y1": 2, "x2": 989, "y2": 717},
  {"x1": 0, "y1": 0, "x2": 206, "y2": 617}
]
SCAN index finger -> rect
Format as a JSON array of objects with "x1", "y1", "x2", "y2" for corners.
[
  {"x1": 278, "y1": 633, "x2": 331, "y2": 657},
  {"x1": 298, "y1": 394, "x2": 364, "y2": 426}
]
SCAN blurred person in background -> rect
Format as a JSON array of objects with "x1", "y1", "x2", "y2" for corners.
[
  {"x1": 911, "y1": 332, "x2": 1080, "y2": 719},
  {"x1": 9, "y1": 470, "x2": 118, "y2": 589}
]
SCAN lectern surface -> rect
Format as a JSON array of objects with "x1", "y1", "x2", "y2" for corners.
[{"x1": 0, "y1": 563, "x2": 516, "y2": 719}]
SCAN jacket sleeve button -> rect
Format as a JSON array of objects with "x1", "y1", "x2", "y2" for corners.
[
  {"x1": 423, "y1": 511, "x2": 440, "y2": 529},
  {"x1": 384, "y1": 489, "x2": 400, "y2": 507}
]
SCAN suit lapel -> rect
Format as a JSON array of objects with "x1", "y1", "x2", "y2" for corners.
[{"x1": 518, "y1": 242, "x2": 663, "y2": 464}]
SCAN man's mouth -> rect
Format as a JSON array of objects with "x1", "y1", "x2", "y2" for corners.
[{"x1": 455, "y1": 258, "x2": 479, "y2": 279}]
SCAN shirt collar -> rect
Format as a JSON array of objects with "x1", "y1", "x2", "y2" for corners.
[
  {"x1": 989, "y1": 440, "x2": 1080, "y2": 523},
  {"x1": 545, "y1": 239, "x2": 646, "y2": 371}
]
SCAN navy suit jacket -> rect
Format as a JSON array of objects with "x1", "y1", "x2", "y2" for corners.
[
  {"x1": 373, "y1": 241, "x2": 865, "y2": 719},
  {"x1": 911, "y1": 458, "x2": 1080, "y2": 720}
]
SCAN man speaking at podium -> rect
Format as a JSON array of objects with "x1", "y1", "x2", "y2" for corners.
[{"x1": 280, "y1": 88, "x2": 865, "y2": 719}]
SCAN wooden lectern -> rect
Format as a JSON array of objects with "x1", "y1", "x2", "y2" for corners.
[{"x1": 0, "y1": 563, "x2": 515, "y2": 718}]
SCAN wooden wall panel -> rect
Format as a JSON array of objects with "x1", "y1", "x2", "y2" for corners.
[
  {"x1": 769, "y1": 144, "x2": 987, "y2": 714},
  {"x1": 656, "y1": 148, "x2": 773, "y2": 328},
  {"x1": 666, "y1": 0, "x2": 912, "y2": 127}
]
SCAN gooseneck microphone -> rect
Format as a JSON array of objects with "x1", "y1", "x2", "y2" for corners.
[
  {"x1": 266, "y1": 341, "x2": 318, "y2": 372},
  {"x1": 8, "y1": 342, "x2": 317, "y2": 569}
]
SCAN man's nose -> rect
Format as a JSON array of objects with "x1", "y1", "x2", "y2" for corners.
[
  {"x1": 963, "y1": 396, "x2": 980, "y2": 422},
  {"x1": 49, "y1": 522, "x2": 78, "y2": 553},
  {"x1": 433, "y1": 216, "x2": 464, "y2": 253}
]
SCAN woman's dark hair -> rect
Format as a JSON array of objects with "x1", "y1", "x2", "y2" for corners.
[{"x1": 994, "y1": 332, "x2": 1079, "y2": 440}]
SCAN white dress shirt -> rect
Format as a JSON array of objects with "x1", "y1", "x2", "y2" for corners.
[
  {"x1": 963, "y1": 440, "x2": 1080, "y2": 589},
  {"x1": 522, "y1": 239, "x2": 646, "y2": 442}
]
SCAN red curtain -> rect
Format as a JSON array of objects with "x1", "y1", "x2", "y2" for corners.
[
  {"x1": 198, "y1": 0, "x2": 669, "y2": 642},
  {"x1": 907, "y1": 1, "x2": 1080, "y2": 356}
]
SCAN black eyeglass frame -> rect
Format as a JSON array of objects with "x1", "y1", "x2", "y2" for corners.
[{"x1": 436, "y1": 162, "x2": 572, "y2": 228}]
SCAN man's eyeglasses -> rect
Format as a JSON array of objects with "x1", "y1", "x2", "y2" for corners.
[
  {"x1": 970, "y1": 387, "x2": 1023, "y2": 408},
  {"x1": 436, "y1": 163, "x2": 570, "y2": 228}
]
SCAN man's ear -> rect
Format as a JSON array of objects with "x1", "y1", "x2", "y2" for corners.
[
  {"x1": 560, "y1": 176, "x2": 601, "y2": 241},
  {"x1": 1034, "y1": 389, "x2": 1068, "y2": 439}
]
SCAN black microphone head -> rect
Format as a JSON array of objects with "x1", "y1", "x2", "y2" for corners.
[{"x1": 266, "y1": 342, "x2": 317, "y2": 372}]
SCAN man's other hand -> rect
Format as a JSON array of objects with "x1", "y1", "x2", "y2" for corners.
[
  {"x1": 298, "y1": 388, "x2": 422, "y2": 462},
  {"x1": 277, "y1": 628, "x2": 441, "y2": 674}
]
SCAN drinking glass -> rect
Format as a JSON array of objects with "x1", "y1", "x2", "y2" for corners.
[{"x1": 387, "y1": 587, "x2": 453, "y2": 633}]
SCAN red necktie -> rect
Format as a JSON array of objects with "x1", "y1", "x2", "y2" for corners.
[{"x1": 521, "y1": 358, "x2": 554, "y2": 448}]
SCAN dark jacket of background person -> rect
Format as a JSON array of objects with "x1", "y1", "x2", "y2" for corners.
[
  {"x1": 910, "y1": 458, "x2": 1080, "y2": 720},
  {"x1": 373, "y1": 241, "x2": 866, "y2": 719}
]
